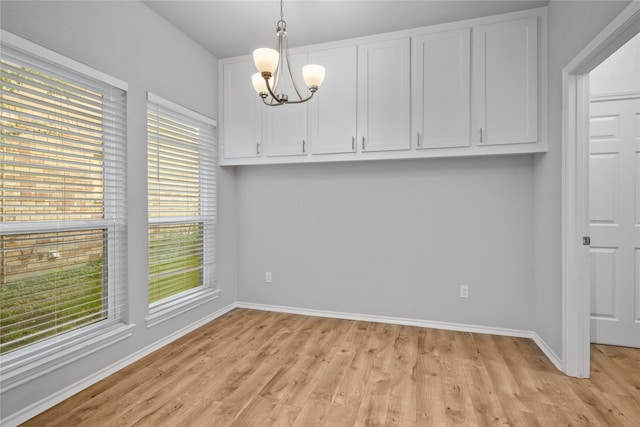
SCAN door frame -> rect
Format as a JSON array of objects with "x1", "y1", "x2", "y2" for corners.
[{"x1": 562, "y1": 2, "x2": 640, "y2": 378}]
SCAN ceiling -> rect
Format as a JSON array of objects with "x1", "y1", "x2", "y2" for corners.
[{"x1": 143, "y1": 0, "x2": 549, "y2": 58}]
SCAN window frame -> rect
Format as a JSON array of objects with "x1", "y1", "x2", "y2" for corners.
[
  {"x1": 145, "y1": 93, "x2": 219, "y2": 328},
  {"x1": 0, "y1": 30, "x2": 132, "y2": 391}
]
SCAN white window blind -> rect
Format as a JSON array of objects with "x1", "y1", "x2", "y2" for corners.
[
  {"x1": 0, "y1": 41, "x2": 127, "y2": 355},
  {"x1": 147, "y1": 94, "x2": 216, "y2": 305}
]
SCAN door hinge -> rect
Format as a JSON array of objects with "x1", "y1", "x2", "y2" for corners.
[{"x1": 583, "y1": 236, "x2": 591, "y2": 246}]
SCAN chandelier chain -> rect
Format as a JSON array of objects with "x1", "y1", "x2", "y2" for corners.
[{"x1": 277, "y1": 0, "x2": 286, "y2": 31}]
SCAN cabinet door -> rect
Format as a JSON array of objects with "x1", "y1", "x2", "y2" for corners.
[
  {"x1": 264, "y1": 53, "x2": 309, "y2": 157},
  {"x1": 358, "y1": 38, "x2": 411, "y2": 152},
  {"x1": 473, "y1": 17, "x2": 538, "y2": 145},
  {"x1": 308, "y1": 46, "x2": 357, "y2": 155},
  {"x1": 413, "y1": 29, "x2": 471, "y2": 149},
  {"x1": 222, "y1": 59, "x2": 262, "y2": 159}
]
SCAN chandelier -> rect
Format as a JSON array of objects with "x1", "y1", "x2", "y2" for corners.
[{"x1": 251, "y1": 0, "x2": 326, "y2": 106}]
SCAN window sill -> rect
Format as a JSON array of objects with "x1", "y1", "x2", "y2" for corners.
[
  {"x1": 0, "y1": 323, "x2": 135, "y2": 393},
  {"x1": 145, "y1": 288, "x2": 222, "y2": 329}
]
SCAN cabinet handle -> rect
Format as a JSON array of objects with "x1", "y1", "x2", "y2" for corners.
[
  {"x1": 302, "y1": 139, "x2": 306, "y2": 153},
  {"x1": 352, "y1": 136, "x2": 355, "y2": 151},
  {"x1": 479, "y1": 128, "x2": 483, "y2": 144},
  {"x1": 417, "y1": 132, "x2": 421, "y2": 148},
  {"x1": 256, "y1": 141, "x2": 260, "y2": 155},
  {"x1": 362, "y1": 136, "x2": 365, "y2": 151}
]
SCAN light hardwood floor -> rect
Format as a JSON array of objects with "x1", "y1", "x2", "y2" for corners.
[{"x1": 22, "y1": 309, "x2": 640, "y2": 426}]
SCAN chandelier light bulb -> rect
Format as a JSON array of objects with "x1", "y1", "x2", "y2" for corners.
[
  {"x1": 302, "y1": 64, "x2": 326, "y2": 90},
  {"x1": 253, "y1": 48, "x2": 279, "y2": 74},
  {"x1": 252, "y1": 73, "x2": 269, "y2": 95}
]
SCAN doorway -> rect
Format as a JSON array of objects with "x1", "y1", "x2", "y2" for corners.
[
  {"x1": 562, "y1": 3, "x2": 640, "y2": 378},
  {"x1": 588, "y1": 33, "x2": 640, "y2": 348}
]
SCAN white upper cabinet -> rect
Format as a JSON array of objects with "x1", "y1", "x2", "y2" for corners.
[
  {"x1": 412, "y1": 28, "x2": 471, "y2": 149},
  {"x1": 221, "y1": 58, "x2": 263, "y2": 159},
  {"x1": 358, "y1": 38, "x2": 411, "y2": 152},
  {"x1": 220, "y1": 8, "x2": 547, "y2": 165},
  {"x1": 264, "y1": 52, "x2": 309, "y2": 157},
  {"x1": 308, "y1": 45, "x2": 357, "y2": 155},
  {"x1": 473, "y1": 17, "x2": 538, "y2": 145}
]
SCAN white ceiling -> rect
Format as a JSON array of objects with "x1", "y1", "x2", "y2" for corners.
[{"x1": 143, "y1": 0, "x2": 549, "y2": 58}]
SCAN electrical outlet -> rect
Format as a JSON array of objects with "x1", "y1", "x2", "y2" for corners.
[
  {"x1": 460, "y1": 285, "x2": 469, "y2": 298},
  {"x1": 265, "y1": 272, "x2": 272, "y2": 283}
]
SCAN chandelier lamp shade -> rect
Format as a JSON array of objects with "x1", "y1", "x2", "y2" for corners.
[{"x1": 252, "y1": 0, "x2": 326, "y2": 106}]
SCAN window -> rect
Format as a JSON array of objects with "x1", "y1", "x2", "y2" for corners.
[
  {"x1": 0, "y1": 33, "x2": 127, "y2": 358},
  {"x1": 147, "y1": 94, "x2": 217, "y2": 317}
]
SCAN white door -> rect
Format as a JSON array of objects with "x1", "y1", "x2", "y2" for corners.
[
  {"x1": 589, "y1": 97, "x2": 640, "y2": 347},
  {"x1": 358, "y1": 38, "x2": 411, "y2": 152}
]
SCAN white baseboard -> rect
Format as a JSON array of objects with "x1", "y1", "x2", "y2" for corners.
[
  {"x1": 532, "y1": 332, "x2": 563, "y2": 371},
  {"x1": 2, "y1": 302, "x2": 236, "y2": 427},
  {"x1": 236, "y1": 301, "x2": 533, "y2": 337},
  {"x1": 236, "y1": 301, "x2": 563, "y2": 371}
]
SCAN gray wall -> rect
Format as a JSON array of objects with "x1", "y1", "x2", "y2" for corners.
[
  {"x1": 0, "y1": 0, "x2": 237, "y2": 421},
  {"x1": 532, "y1": 0, "x2": 632, "y2": 359},
  {"x1": 236, "y1": 156, "x2": 535, "y2": 330}
]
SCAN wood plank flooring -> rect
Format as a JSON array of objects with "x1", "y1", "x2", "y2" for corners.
[{"x1": 22, "y1": 309, "x2": 640, "y2": 426}]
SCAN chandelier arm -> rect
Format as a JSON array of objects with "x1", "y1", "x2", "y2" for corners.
[
  {"x1": 264, "y1": 75, "x2": 284, "y2": 104},
  {"x1": 262, "y1": 32, "x2": 286, "y2": 104},
  {"x1": 283, "y1": 36, "x2": 306, "y2": 101},
  {"x1": 261, "y1": 96, "x2": 284, "y2": 106},
  {"x1": 279, "y1": 91, "x2": 316, "y2": 104},
  {"x1": 273, "y1": 32, "x2": 283, "y2": 92}
]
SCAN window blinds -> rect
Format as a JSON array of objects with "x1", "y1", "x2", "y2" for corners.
[
  {"x1": 0, "y1": 43, "x2": 127, "y2": 354},
  {"x1": 147, "y1": 95, "x2": 216, "y2": 305}
]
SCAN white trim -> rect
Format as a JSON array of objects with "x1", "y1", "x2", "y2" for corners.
[
  {"x1": 147, "y1": 92, "x2": 216, "y2": 127},
  {"x1": 561, "y1": 2, "x2": 640, "y2": 378},
  {"x1": 236, "y1": 301, "x2": 532, "y2": 337},
  {"x1": 0, "y1": 219, "x2": 118, "y2": 235},
  {"x1": 146, "y1": 288, "x2": 222, "y2": 328},
  {"x1": 0, "y1": 324, "x2": 135, "y2": 394},
  {"x1": 236, "y1": 301, "x2": 562, "y2": 370},
  {"x1": 148, "y1": 216, "x2": 205, "y2": 225},
  {"x1": 533, "y1": 332, "x2": 563, "y2": 372},
  {"x1": 1, "y1": 302, "x2": 236, "y2": 427},
  {"x1": 590, "y1": 90, "x2": 640, "y2": 102},
  {"x1": 562, "y1": 71, "x2": 592, "y2": 378},
  {"x1": 1, "y1": 30, "x2": 127, "y2": 91}
]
